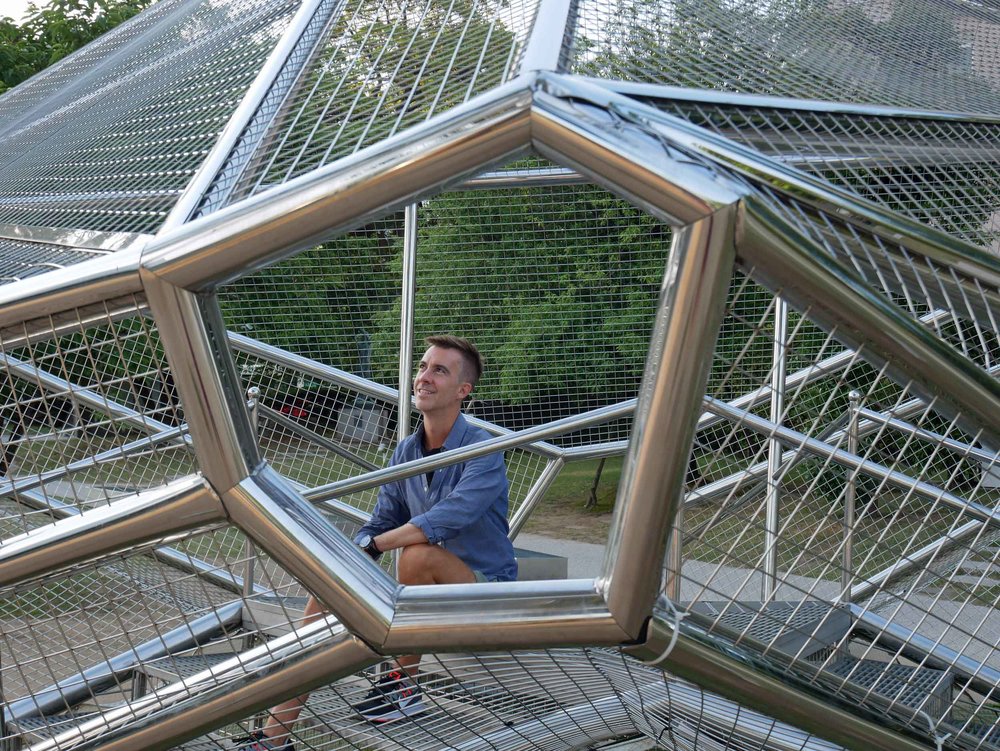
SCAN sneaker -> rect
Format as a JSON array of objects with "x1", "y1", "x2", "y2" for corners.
[
  {"x1": 227, "y1": 730, "x2": 295, "y2": 751},
  {"x1": 353, "y1": 669, "x2": 426, "y2": 723}
]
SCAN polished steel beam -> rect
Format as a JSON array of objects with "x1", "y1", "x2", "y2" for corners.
[
  {"x1": 304, "y1": 399, "x2": 635, "y2": 503},
  {"x1": 4, "y1": 483, "x2": 259, "y2": 597},
  {"x1": 142, "y1": 79, "x2": 535, "y2": 291},
  {"x1": 257, "y1": 402, "x2": 378, "y2": 471},
  {"x1": 32, "y1": 616, "x2": 376, "y2": 751},
  {"x1": 5, "y1": 601, "x2": 244, "y2": 723},
  {"x1": 383, "y1": 578, "x2": 629, "y2": 650},
  {"x1": 564, "y1": 75, "x2": 1000, "y2": 291},
  {"x1": 856, "y1": 407, "x2": 998, "y2": 465},
  {"x1": 532, "y1": 79, "x2": 745, "y2": 226},
  {"x1": 161, "y1": 0, "x2": 336, "y2": 229},
  {"x1": 0, "y1": 224, "x2": 148, "y2": 253},
  {"x1": 601, "y1": 208, "x2": 737, "y2": 639},
  {"x1": 763, "y1": 297, "x2": 787, "y2": 600},
  {"x1": 0, "y1": 475, "x2": 223, "y2": 589},
  {"x1": 140, "y1": 273, "x2": 259, "y2": 492},
  {"x1": 586, "y1": 77, "x2": 1000, "y2": 125},
  {"x1": 518, "y1": 0, "x2": 575, "y2": 73},
  {"x1": 741, "y1": 197, "x2": 1000, "y2": 448},
  {"x1": 702, "y1": 395, "x2": 1000, "y2": 530},
  {"x1": 508, "y1": 456, "x2": 565, "y2": 537},
  {"x1": 0, "y1": 248, "x2": 143, "y2": 332},
  {"x1": 398, "y1": 203, "x2": 418, "y2": 441},
  {"x1": 221, "y1": 464, "x2": 397, "y2": 645},
  {"x1": 850, "y1": 519, "x2": 986, "y2": 603},
  {"x1": 453, "y1": 166, "x2": 586, "y2": 190},
  {"x1": 851, "y1": 605, "x2": 1000, "y2": 696},
  {"x1": 627, "y1": 610, "x2": 932, "y2": 751}
]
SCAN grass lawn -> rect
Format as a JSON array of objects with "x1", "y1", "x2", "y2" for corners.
[{"x1": 522, "y1": 456, "x2": 623, "y2": 544}]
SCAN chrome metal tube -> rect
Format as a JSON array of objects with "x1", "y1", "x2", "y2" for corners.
[
  {"x1": 763, "y1": 297, "x2": 787, "y2": 600},
  {"x1": 453, "y1": 166, "x2": 585, "y2": 190},
  {"x1": 841, "y1": 391, "x2": 860, "y2": 602},
  {"x1": 565, "y1": 76, "x2": 1000, "y2": 292},
  {"x1": 851, "y1": 605, "x2": 1000, "y2": 695},
  {"x1": 740, "y1": 197, "x2": 1000, "y2": 448},
  {"x1": 4, "y1": 601, "x2": 244, "y2": 722},
  {"x1": 0, "y1": 424, "x2": 188, "y2": 502},
  {"x1": 0, "y1": 248, "x2": 144, "y2": 331},
  {"x1": 258, "y1": 403, "x2": 378, "y2": 470},
  {"x1": 517, "y1": 0, "x2": 574, "y2": 73},
  {"x1": 384, "y1": 578, "x2": 629, "y2": 650},
  {"x1": 560, "y1": 440, "x2": 628, "y2": 460},
  {"x1": 856, "y1": 406, "x2": 999, "y2": 465},
  {"x1": 305, "y1": 399, "x2": 635, "y2": 504},
  {"x1": 664, "y1": 502, "x2": 684, "y2": 602},
  {"x1": 0, "y1": 476, "x2": 223, "y2": 589},
  {"x1": 0, "y1": 351, "x2": 180, "y2": 441},
  {"x1": 850, "y1": 519, "x2": 983, "y2": 603},
  {"x1": 532, "y1": 79, "x2": 746, "y2": 227},
  {"x1": 159, "y1": 0, "x2": 332, "y2": 230},
  {"x1": 508, "y1": 456, "x2": 564, "y2": 537},
  {"x1": 602, "y1": 207, "x2": 737, "y2": 639},
  {"x1": 627, "y1": 611, "x2": 932, "y2": 751},
  {"x1": 398, "y1": 203, "x2": 418, "y2": 441},
  {"x1": 702, "y1": 396, "x2": 1000, "y2": 529},
  {"x1": 142, "y1": 79, "x2": 534, "y2": 291},
  {"x1": 222, "y1": 464, "x2": 396, "y2": 645},
  {"x1": 32, "y1": 617, "x2": 377, "y2": 751},
  {"x1": 140, "y1": 273, "x2": 259, "y2": 492}
]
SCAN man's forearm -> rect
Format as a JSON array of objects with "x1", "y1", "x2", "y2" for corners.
[{"x1": 374, "y1": 523, "x2": 428, "y2": 553}]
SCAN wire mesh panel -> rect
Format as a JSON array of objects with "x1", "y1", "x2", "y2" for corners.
[
  {"x1": 641, "y1": 99, "x2": 1000, "y2": 252},
  {"x1": 0, "y1": 298, "x2": 197, "y2": 529},
  {"x1": 569, "y1": 0, "x2": 1000, "y2": 115},
  {"x1": 0, "y1": 0, "x2": 300, "y2": 235},
  {"x1": 215, "y1": 0, "x2": 539, "y2": 205},
  {"x1": 0, "y1": 237, "x2": 105, "y2": 287},
  {"x1": 679, "y1": 262, "x2": 1000, "y2": 750}
]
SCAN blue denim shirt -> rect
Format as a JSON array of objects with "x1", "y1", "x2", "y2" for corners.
[{"x1": 354, "y1": 413, "x2": 517, "y2": 582}]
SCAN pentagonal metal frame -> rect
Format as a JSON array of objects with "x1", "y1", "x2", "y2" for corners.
[{"x1": 2, "y1": 68, "x2": 995, "y2": 751}]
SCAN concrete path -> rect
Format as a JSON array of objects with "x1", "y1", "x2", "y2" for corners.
[{"x1": 514, "y1": 532, "x2": 606, "y2": 579}]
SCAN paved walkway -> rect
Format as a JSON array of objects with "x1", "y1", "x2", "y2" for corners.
[{"x1": 514, "y1": 532, "x2": 606, "y2": 579}]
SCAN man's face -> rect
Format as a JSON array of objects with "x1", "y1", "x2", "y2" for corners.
[{"x1": 413, "y1": 345, "x2": 471, "y2": 416}]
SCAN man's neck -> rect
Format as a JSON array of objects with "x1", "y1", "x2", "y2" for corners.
[{"x1": 421, "y1": 409, "x2": 459, "y2": 450}]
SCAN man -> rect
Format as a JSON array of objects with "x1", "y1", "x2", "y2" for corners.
[{"x1": 233, "y1": 336, "x2": 515, "y2": 750}]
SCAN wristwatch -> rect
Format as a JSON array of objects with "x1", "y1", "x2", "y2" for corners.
[{"x1": 358, "y1": 534, "x2": 381, "y2": 560}]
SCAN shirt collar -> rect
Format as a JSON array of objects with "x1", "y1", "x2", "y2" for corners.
[{"x1": 416, "y1": 412, "x2": 469, "y2": 454}]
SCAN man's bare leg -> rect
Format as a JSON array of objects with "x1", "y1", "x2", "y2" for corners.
[{"x1": 256, "y1": 543, "x2": 476, "y2": 741}]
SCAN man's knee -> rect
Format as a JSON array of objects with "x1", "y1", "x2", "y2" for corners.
[
  {"x1": 397, "y1": 543, "x2": 474, "y2": 585},
  {"x1": 397, "y1": 543, "x2": 438, "y2": 584}
]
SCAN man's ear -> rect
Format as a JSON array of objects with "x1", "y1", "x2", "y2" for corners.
[{"x1": 458, "y1": 382, "x2": 473, "y2": 401}]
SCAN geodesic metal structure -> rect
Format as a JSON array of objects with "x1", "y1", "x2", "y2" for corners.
[{"x1": 0, "y1": 0, "x2": 998, "y2": 749}]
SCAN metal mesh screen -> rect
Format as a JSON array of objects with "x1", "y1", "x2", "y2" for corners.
[
  {"x1": 0, "y1": 299, "x2": 196, "y2": 526},
  {"x1": 216, "y1": 0, "x2": 539, "y2": 205},
  {"x1": 568, "y1": 0, "x2": 1000, "y2": 115},
  {"x1": 0, "y1": 237, "x2": 105, "y2": 287},
  {"x1": 642, "y1": 98, "x2": 1000, "y2": 253},
  {"x1": 0, "y1": 0, "x2": 299, "y2": 235}
]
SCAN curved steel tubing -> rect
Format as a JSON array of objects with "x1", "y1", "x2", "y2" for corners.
[
  {"x1": 740, "y1": 197, "x2": 1000, "y2": 449},
  {"x1": 627, "y1": 610, "x2": 931, "y2": 751},
  {"x1": 0, "y1": 247, "x2": 144, "y2": 330},
  {"x1": 5, "y1": 600, "x2": 245, "y2": 723},
  {"x1": 702, "y1": 396, "x2": 1000, "y2": 529},
  {"x1": 0, "y1": 475, "x2": 223, "y2": 589},
  {"x1": 142, "y1": 79, "x2": 535, "y2": 291},
  {"x1": 384, "y1": 578, "x2": 629, "y2": 651},
  {"x1": 601, "y1": 207, "x2": 738, "y2": 638},
  {"x1": 531, "y1": 87, "x2": 746, "y2": 227},
  {"x1": 32, "y1": 616, "x2": 377, "y2": 751},
  {"x1": 305, "y1": 399, "x2": 636, "y2": 504},
  {"x1": 221, "y1": 464, "x2": 397, "y2": 645},
  {"x1": 558, "y1": 74, "x2": 1000, "y2": 288},
  {"x1": 140, "y1": 273, "x2": 260, "y2": 492}
]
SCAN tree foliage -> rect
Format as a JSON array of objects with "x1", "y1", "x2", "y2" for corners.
[{"x1": 0, "y1": 0, "x2": 154, "y2": 94}]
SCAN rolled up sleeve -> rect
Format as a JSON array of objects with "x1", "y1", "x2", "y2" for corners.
[{"x1": 409, "y1": 450, "x2": 508, "y2": 543}]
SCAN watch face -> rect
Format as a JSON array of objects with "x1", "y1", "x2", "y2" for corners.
[{"x1": 359, "y1": 534, "x2": 372, "y2": 548}]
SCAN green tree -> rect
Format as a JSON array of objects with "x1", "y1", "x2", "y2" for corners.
[{"x1": 0, "y1": 0, "x2": 154, "y2": 94}]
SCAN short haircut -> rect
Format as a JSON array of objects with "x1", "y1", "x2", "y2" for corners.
[{"x1": 425, "y1": 335, "x2": 483, "y2": 388}]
